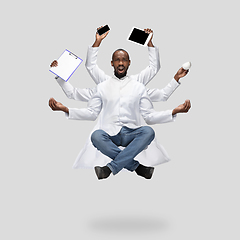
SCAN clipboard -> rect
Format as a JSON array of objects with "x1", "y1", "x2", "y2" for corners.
[{"x1": 49, "y1": 49, "x2": 83, "y2": 81}]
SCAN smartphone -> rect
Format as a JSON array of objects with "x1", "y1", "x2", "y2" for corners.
[
  {"x1": 127, "y1": 27, "x2": 153, "y2": 47},
  {"x1": 97, "y1": 25, "x2": 110, "y2": 35}
]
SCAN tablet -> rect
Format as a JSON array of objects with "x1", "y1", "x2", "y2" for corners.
[{"x1": 127, "y1": 27, "x2": 153, "y2": 47}]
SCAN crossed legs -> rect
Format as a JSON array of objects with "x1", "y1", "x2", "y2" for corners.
[{"x1": 91, "y1": 126, "x2": 155, "y2": 179}]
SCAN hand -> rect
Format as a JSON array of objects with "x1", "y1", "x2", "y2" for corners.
[
  {"x1": 174, "y1": 67, "x2": 189, "y2": 82},
  {"x1": 96, "y1": 26, "x2": 109, "y2": 41},
  {"x1": 144, "y1": 28, "x2": 154, "y2": 47},
  {"x1": 92, "y1": 26, "x2": 110, "y2": 47},
  {"x1": 50, "y1": 60, "x2": 58, "y2": 67},
  {"x1": 172, "y1": 100, "x2": 191, "y2": 115},
  {"x1": 49, "y1": 98, "x2": 69, "y2": 113}
]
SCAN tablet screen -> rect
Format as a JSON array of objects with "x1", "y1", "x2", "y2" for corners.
[{"x1": 128, "y1": 28, "x2": 149, "y2": 45}]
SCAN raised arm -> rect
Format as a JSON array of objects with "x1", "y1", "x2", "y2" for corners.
[
  {"x1": 50, "y1": 60, "x2": 96, "y2": 102},
  {"x1": 85, "y1": 26, "x2": 110, "y2": 84},
  {"x1": 132, "y1": 29, "x2": 160, "y2": 86},
  {"x1": 92, "y1": 26, "x2": 110, "y2": 48},
  {"x1": 147, "y1": 67, "x2": 189, "y2": 102}
]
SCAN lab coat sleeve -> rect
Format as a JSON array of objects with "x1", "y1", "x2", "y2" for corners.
[
  {"x1": 55, "y1": 77, "x2": 96, "y2": 102},
  {"x1": 85, "y1": 46, "x2": 109, "y2": 84},
  {"x1": 66, "y1": 89, "x2": 102, "y2": 121},
  {"x1": 146, "y1": 78, "x2": 180, "y2": 102},
  {"x1": 133, "y1": 46, "x2": 160, "y2": 86},
  {"x1": 140, "y1": 89, "x2": 176, "y2": 124}
]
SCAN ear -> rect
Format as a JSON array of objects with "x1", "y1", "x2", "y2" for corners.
[
  {"x1": 129, "y1": 60, "x2": 131, "y2": 66},
  {"x1": 111, "y1": 61, "x2": 114, "y2": 67}
]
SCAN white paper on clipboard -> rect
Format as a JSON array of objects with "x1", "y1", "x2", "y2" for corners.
[{"x1": 49, "y1": 49, "x2": 83, "y2": 81}]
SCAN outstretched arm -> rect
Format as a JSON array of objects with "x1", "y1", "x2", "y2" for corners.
[
  {"x1": 49, "y1": 89, "x2": 102, "y2": 121},
  {"x1": 50, "y1": 60, "x2": 96, "y2": 101},
  {"x1": 49, "y1": 97, "x2": 102, "y2": 121},
  {"x1": 140, "y1": 89, "x2": 191, "y2": 125},
  {"x1": 147, "y1": 67, "x2": 189, "y2": 102}
]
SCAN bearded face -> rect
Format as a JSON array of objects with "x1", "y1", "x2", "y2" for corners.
[{"x1": 111, "y1": 50, "x2": 131, "y2": 79}]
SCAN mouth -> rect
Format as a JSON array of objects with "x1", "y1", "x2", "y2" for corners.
[{"x1": 117, "y1": 66, "x2": 125, "y2": 74}]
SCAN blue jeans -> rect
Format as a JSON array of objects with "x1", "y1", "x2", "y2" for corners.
[{"x1": 91, "y1": 126, "x2": 155, "y2": 175}]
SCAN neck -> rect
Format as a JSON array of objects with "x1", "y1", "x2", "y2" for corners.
[{"x1": 114, "y1": 72, "x2": 127, "y2": 79}]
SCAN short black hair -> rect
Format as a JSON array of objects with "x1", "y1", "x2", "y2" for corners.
[{"x1": 112, "y1": 49, "x2": 130, "y2": 61}]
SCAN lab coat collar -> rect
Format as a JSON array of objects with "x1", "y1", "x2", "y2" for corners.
[{"x1": 112, "y1": 75, "x2": 129, "y2": 81}]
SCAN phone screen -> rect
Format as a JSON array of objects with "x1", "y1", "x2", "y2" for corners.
[
  {"x1": 98, "y1": 25, "x2": 110, "y2": 35},
  {"x1": 128, "y1": 28, "x2": 149, "y2": 45}
]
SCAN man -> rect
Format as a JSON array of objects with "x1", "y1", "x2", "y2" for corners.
[
  {"x1": 49, "y1": 76, "x2": 190, "y2": 179},
  {"x1": 49, "y1": 26, "x2": 190, "y2": 179}
]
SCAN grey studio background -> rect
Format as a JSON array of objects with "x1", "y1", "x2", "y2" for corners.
[{"x1": 1, "y1": 0, "x2": 239, "y2": 239}]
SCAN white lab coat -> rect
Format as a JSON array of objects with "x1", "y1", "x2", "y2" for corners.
[{"x1": 55, "y1": 46, "x2": 180, "y2": 168}]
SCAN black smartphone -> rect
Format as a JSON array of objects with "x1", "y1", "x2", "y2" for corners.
[{"x1": 97, "y1": 25, "x2": 110, "y2": 35}]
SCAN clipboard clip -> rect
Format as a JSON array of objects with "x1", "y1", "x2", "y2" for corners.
[{"x1": 69, "y1": 52, "x2": 78, "y2": 59}]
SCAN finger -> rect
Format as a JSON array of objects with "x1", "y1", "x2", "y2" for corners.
[
  {"x1": 49, "y1": 97, "x2": 54, "y2": 105},
  {"x1": 182, "y1": 69, "x2": 188, "y2": 76},
  {"x1": 51, "y1": 60, "x2": 58, "y2": 67},
  {"x1": 49, "y1": 97, "x2": 56, "y2": 105},
  {"x1": 181, "y1": 101, "x2": 187, "y2": 112},
  {"x1": 52, "y1": 100, "x2": 58, "y2": 110},
  {"x1": 185, "y1": 100, "x2": 191, "y2": 111},
  {"x1": 50, "y1": 97, "x2": 56, "y2": 103},
  {"x1": 103, "y1": 30, "x2": 110, "y2": 36},
  {"x1": 49, "y1": 99, "x2": 54, "y2": 110}
]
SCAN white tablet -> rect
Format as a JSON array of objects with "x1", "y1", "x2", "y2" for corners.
[{"x1": 127, "y1": 27, "x2": 153, "y2": 47}]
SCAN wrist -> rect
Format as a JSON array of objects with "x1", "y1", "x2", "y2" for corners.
[
  {"x1": 174, "y1": 75, "x2": 180, "y2": 82},
  {"x1": 92, "y1": 39, "x2": 102, "y2": 47},
  {"x1": 63, "y1": 106, "x2": 69, "y2": 114},
  {"x1": 147, "y1": 41, "x2": 154, "y2": 47},
  {"x1": 172, "y1": 108, "x2": 178, "y2": 116}
]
